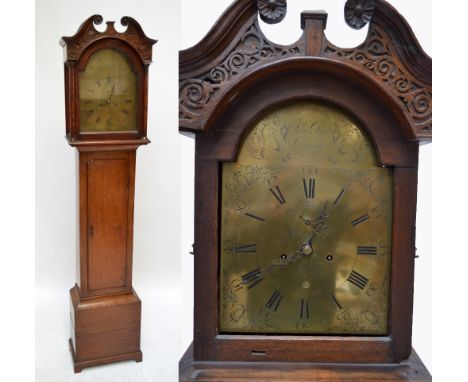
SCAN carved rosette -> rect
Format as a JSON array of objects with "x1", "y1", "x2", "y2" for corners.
[
  {"x1": 257, "y1": 0, "x2": 287, "y2": 24},
  {"x1": 345, "y1": 0, "x2": 375, "y2": 30},
  {"x1": 324, "y1": 29, "x2": 432, "y2": 134},
  {"x1": 180, "y1": 21, "x2": 302, "y2": 125},
  {"x1": 60, "y1": 15, "x2": 157, "y2": 64}
]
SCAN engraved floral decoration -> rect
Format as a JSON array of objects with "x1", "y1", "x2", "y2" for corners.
[
  {"x1": 324, "y1": 29, "x2": 432, "y2": 134},
  {"x1": 344, "y1": 0, "x2": 375, "y2": 30},
  {"x1": 327, "y1": 278, "x2": 389, "y2": 334},
  {"x1": 222, "y1": 274, "x2": 247, "y2": 325},
  {"x1": 257, "y1": 0, "x2": 287, "y2": 25},
  {"x1": 225, "y1": 165, "x2": 277, "y2": 194}
]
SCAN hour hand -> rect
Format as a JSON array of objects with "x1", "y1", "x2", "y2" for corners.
[{"x1": 106, "y1": 86, "x2": 115, "y2": 103}]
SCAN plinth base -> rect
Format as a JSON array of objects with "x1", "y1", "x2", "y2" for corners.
[
  {"x1": 179, "y1": 343, "x2": 431, "y2": 381},
  {"x1": 69, "y1": 338, "x2": 142, "y2": 373},
  {"x1": 69, "y1": 285, "x2": 142, "y2": 373}
]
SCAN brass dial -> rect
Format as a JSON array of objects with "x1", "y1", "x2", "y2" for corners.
[
  {"x1": 219, "y1": 102, "x2": 393, "y2": 335},
  {"x1": 79, "y1": 48, "x2": 138, "y2": 132}
]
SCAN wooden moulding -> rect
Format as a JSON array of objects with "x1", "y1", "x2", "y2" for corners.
[
  {"x1": 69, "y1": 285, "x2": 142, "y2": 373},
  {"x1": 180, "y1": 343, "x2": 431, "y2": 382}
]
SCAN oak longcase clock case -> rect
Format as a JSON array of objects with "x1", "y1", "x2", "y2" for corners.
[
  {"x1": 179, "y1": 0, "x2": 431, "y2": 380},
  {"x1": 60, "y1": 15, "x2": 156, "y2": 373}
]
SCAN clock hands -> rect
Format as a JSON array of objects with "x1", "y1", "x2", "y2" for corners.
[
  {"x1": 106, "y1": 85, "x2": 115, "y2": 104},
  {"x1": 306, "y1": 200, "x2": 330, "y2": 247},
  {"x1": 259, "y1": 249, "x2": 304, "y2": 280},
  {"x1": 94, "y1": 85, "x2": 116, "y2": 109},
  {"x1": 240, "y1": 201, "x2": 330, "y2": 287}
]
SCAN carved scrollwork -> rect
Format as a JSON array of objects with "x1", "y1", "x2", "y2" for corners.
[
  {"x1": 180, "y1": 79, "x2": 216, "y2": 110},
  {"x1": 257, "y1": 0, "x2": 287, "y2": 25},
  {"x1": 344, "y1": 0, "x2": 375, "y2": 30},
  {"x1": 324, "y1": 29, "x2": 432, "y2": 134},
  {"x1": 180, "y1": 21, "x2": 301, "y2": 124},
  {"x1": 60, "y1": 15, "x2": 157, "y2": 63}
]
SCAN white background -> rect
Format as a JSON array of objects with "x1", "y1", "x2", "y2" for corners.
[
  {"x1": 180, "y1": 0, "x2": 432, "y2": 373},
  {"x1": 20, "y1": 0, "x2": 435, "y2": 381}
]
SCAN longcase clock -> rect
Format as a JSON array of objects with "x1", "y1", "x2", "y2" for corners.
[
  {"x1": 60, "y1": 15, "x2": 156, "y2": 373},
  {"x1": 179, "y1": 0, "x2": 431, "y2": 380}
]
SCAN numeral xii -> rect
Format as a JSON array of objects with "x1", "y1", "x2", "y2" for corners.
[{"x1": 303, "y1": 178, "x2": 315, "y2": 199}]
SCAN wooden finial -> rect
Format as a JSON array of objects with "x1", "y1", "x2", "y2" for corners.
[{"x1": 301, "y1": 11, "x2": 328, "y2": 56}]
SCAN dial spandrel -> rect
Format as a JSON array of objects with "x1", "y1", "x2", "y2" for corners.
[
  {"x1": 79, "y1": 48, "x2": 138, "y2": 132},
  {"x1": 220, "y1": 102, "x2": 393, "y2": 335}
]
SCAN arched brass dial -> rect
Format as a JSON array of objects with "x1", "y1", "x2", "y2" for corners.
[
  {"x1": 79, "y1": 48, "x2": 138, "y2": 132},
  {"x1": 219, "y1": 102, "x2": 392, "y2": 335}
]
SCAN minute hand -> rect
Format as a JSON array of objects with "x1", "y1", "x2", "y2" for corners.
[{"x1": 307, "y1": 201, "x2": 329, "y2": 246}]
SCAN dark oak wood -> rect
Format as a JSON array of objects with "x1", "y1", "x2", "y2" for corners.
[
  {"x1": 180, "y1": 0, "x2": 431, "y2": 380},
  {"x1": 179, "y1": 0, "x2": 431, "y2": 140},
  {"x1": 61, "y1": 15, "x2": 155, "y2": 373},
  {"x1": 180, "y1": 343, "x2": 431, "y2": 381},
  {"x1": 195, "y1": 58, "x2": 419, "y2": 166}
]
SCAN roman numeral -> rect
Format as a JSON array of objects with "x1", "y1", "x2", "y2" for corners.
[
  {"x1": 241, "y1": 269, "x2": 263, "y2": 289},
  {"x1": 351, "y1": 213, "x2": 370, "y2": 226},
  {"x1": 96, "y1": 116, "x2": 101, "y2": 124},
  {"x1": 333, "y1": 189, "x2": 345, "y2": 206},
  {"x1": 245, "y1": 212, "x2": 265, "y2": 222},
  {"x1": 95, "y1": 79, "x2": 101, "y2": 87},
  {"x1": 106, "y1": 119, "x2": 111, "y2": 128},
  {"x1": 347, "y1": 271, "x2": 369, "y2": 290},
  {"x1": 331, "y1": 294, "x2": 342, "y2": 310},
  {"x1": 300, "y1": 299, "x2": 309, "y2": 319},
  {"x1": 269, "y1": 186, "x2": 286, "y2": 205},
  {"x1": 303, "y1": 178, "x2": 315, "y2": 199},
  {"x1": 234, "y1": 244, "x2": 256, "y2": 253},
  {"x1": 357, "y1": 246, "x2": 377, "y2": 255},
  {"x1": 106, "y1": 76, "x2": 111, "y2": 84},
  {"x1": 265, "y1": 291, "x2": 283, "y2": 311}
]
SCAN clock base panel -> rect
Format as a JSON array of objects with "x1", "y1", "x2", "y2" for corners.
[
  {"x1": 179, "y1": 343, "x2": 431, "y2": 381},
  {"x1": 69, "y1": 285, "x2": 142, "y2": 373},
  {"x1": 69, "y1": 339, "x2": 142, "y2": 373}
]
